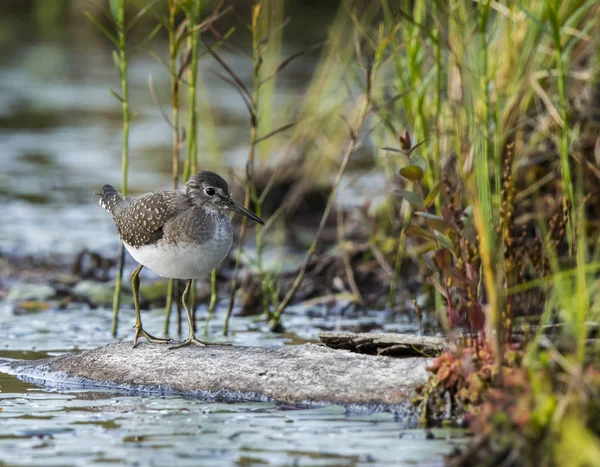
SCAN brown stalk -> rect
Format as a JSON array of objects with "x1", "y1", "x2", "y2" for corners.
[{"x1": 268, "y1": 88, "x2": 372, "y2": 328}]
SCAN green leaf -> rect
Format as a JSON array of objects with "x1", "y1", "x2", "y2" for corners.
[
  {"x1": 109, "y1": 88, "x2": 124, "y2": 103},
  {"x1": 84, "y1": 11, "x2": 119, "y2": 46},
  {"x1": 109, "y1": 0, "x2": 124, "y2": 22},
  {"x1": 404, "y1": 225, "x2": 437, "y2": 241},
  {"x1": 424, "y1": 182, "x2": 442, "y2": 208},
  {"x1": 435, "y1": 232, "x2": 454, "y2": 251},
  {"x1": 410, "y1": 154, "x2": 428, "y2": 173},
  {"x1": 112, "y1": 50, "x2": 121, "y2": 69},
  {"x1": 414, "y1": 212, "x2": 449, "y2": 232},
  {"x1": 427, "y1": 277, "x2": 448, "y2": 299},
  {"x1": 399, "y1": 165, "x2": 424, "y2": 181},
  {"x1": 394, "y1": 189, "x2": 424, "y2": 210}
]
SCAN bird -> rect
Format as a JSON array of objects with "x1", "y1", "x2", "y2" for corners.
[{"x1": 99, "y1": 170, "x2": 264, "y2": 348}]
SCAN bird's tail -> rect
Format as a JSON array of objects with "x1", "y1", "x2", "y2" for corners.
[{"x1": 99, "y1": 184, "x2": 125, "y2": 216}]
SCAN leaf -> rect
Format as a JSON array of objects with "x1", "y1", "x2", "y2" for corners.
[
  {"x1": 109, "y1": 0, "x2": 123, "y2": 22},
  {"x1": 441, "y1": 205, "x2": 453, "y2": 223},
  {"x1": 84, "y1": 11, "x2": 119, "y2": 46},
  {"x1": 424, "y1": 182, "x2": 442, "y2": 208},
  {"x1": 443, "y1": 267, "x2": 467, "y2": 288},
  {"x1": 467, "y1": 302, "x2": 485, "y2": 331},
  {"x1": 394, "y1": 189, "x2": 424, "y2": 209},
  {"x1": 427, "y1": 277, "x2": 449, "y2": 299},
  {"x1": 382, "y1": 146, "x2": 404, "y2": 154},
  {"x1": 433, "y1": 248, "x2": 453, "y2": 270},
  {"x1": 109, "y1": 88, "x2": 124, "y2": 103},
  {"x1": 414, "y1": 212, "x2": 450, "y2": 232},
  {"x1": 399, "y1": 165, "x2": 425, "y2": 181},
  {"x1": 404, "y1": 225, "x2": 437, "y2": 241},
  {"x1": 435, "y1": 232, "x2": 455, "y2": 251},
  {"x1": 112, "y1": 50, "x2": 121, "y2": 69},
  {"x1": 410, "y1": 154, "x2": 428, "y2": 173}
]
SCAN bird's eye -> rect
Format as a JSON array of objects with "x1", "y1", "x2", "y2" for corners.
[{"x1": 205, "y1": 187, "x2": 216, "y2": 196}]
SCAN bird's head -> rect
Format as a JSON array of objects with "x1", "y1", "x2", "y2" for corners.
[{"x1": 184, "y1": 171, "x2": 264, "y2": 225}]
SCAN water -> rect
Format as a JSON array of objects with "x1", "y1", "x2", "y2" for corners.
[
  {"x1": 0, "y1": 381, "x2": 463, "y2": 467},
  {"x1": 0, "y1": 298, "x2": 465, "y2": 466},
  {"x1": 0, "y1": 6, "x2": 465, "y2": 465}
]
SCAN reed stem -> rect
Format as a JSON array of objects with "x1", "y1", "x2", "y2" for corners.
[{"x1": 110, "y1": 0, "x2": 130, "y2": 337}]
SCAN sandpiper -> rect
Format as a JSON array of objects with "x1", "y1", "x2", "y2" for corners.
[{"x1": 99, "y1": 171, "x2": 264, "y2": 348}]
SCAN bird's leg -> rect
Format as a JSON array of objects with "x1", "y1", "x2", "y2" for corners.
[
  {"x1": 131, "y1": 264, "x2": 174, "y2": 348},
  {"x1": 168, "y1": 279, "x2": 225, "y2": 350}
]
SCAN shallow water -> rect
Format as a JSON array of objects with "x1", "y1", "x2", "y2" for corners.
[
  {"x1": 0, "y1": 300, "x2": 467, "y2": 466},
  {"x1": 0, "y1": 375, "x2": 464, "y2": 467}
]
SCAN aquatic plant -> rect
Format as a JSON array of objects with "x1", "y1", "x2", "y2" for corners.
[{"x1": 85, "y1": 0, "x2": 136, "y2": 336}]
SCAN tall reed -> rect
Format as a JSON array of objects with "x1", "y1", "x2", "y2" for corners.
[
  {"x1": 163, "y1": 0, "x2": 183, "y2": 336},
  {"x1": 86, "y1": 0, "x2": 131, "y2": 337}
]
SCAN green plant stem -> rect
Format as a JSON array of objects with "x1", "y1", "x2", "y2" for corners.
[
  {"x1": 184, "y1": 0, "x2": 201, "y2": 330},
  {"x1": 549, "y1": 1, "x2": 574, "y2": 247},
  {"x1": 224, "y1": 3, "x2": 262, "y2": 336},
  {"x1": 164, "y1": 0, "x2": 181, "y2": 336},
  {"x1": 387, "y1": 207, "x2": 411, "y2": 308},
  {"x1": 111, "y1": 0, "x2": 130, "y2": 337}
]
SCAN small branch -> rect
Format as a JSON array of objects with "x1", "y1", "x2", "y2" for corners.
[
  {"x1": 203, "y1": 40, "x2": 253, "y2": 101},
  {"x1": 337, "y1": 208, "x2": 364, "y2": 305},
  {"x1": 254, "y1": 122, "x2": 295, "y2": 144}
]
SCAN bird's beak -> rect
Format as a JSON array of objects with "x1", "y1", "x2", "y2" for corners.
[{"x1": 225, "y1": 198, "x2": 264, "y2": 225}]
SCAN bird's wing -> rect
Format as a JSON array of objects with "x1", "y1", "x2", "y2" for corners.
[{"x1": 104, "y1": 190, "x2": 187, "y2": 248}]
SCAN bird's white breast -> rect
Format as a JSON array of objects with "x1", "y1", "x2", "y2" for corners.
[{"x1": 124, "y1": 221, "x2": 233, "y2": 280}]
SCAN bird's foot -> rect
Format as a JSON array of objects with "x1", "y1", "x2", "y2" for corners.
[
  {"x1": 168, "y1": 336, "x2": 229, "y2": 350},
  {"x1": 132, "y1": 325, "x2": 176, "y2": 348}
]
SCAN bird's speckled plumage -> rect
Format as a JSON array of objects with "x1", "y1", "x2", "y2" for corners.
[
  {"x1": 99, "y1": 171, "x2": 236, "y2": 279},
  {"x1": 99, "y1": 171, "x2": 263, "y2": 347}
]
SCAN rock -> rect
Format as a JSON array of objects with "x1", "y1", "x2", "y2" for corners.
[
  {"x1": 319, "y1": 332, "x2": 447, "y2": 357},
  {"x1": 0, "y1": 342, "x2": 432, "y2": 407},
  {"x1": 7, "y1": 283, "x2": 56, "y2": 301}
]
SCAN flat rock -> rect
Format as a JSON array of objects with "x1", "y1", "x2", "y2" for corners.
[{"x1": 0, "y1": 342, "x2": 432, "y2": 407}]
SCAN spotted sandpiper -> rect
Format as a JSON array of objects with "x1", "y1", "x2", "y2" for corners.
[{"x1": 99, "y1": 171, "x2": 264, "y2": 348}]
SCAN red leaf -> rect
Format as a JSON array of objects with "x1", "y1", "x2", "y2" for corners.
[{"x1": 467, "y1": 302, "x2": 485, "y2": 331}]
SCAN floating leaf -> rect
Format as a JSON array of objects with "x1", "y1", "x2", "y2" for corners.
[
  {"x1": 399, "y1": 165, "x2": 424, "y2": 181},
  {"x1": 433, "y1": 248, "x2": 453, "y2": 270},
  {"x1": 410, "y1": 154, "x2": 428, "y2": 173},
  {"x1": 394, "y1": 189, "x2": 424, "y2": 209},
  {"x1": 404, "y1": 225, "x2": 437, "y2": 241},
  {"x1": 424, "y1": 182, "x2": 442, "y2": 208}
]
